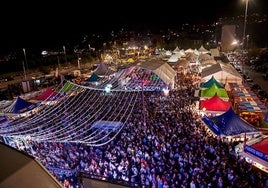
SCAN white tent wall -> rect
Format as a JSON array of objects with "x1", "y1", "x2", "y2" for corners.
[
  {"x1": 134, "y1": 60, "x2": 177, "y2": 85},
  {"x1": 201, "y1": 62, "x2": 242, "y2": 88}
]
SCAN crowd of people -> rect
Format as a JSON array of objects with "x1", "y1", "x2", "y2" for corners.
[{"x1": 2, "y1": 65, "x2": 268, "y2": 188}]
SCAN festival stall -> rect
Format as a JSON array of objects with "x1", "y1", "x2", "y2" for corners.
[
  {"x1": 35, "y1": 87, "x2": 58, "y2": 101},
  {"x1": 200, "y1": 75, "x2": 224, "y2": 89},
  {"x1": 241, "y1": 136, "x2": 268, "y2": 173},
  {"x1": 1, "y1": 96, "x2": 40, "y2": 118},
  {"x1": 227, "y1": 83, "x2": 268, "y2": 126},
  {"x1": 202, "y1": 107, "x2": 261, "y2": 141},
  {"x1": 201, "y1": 62, "x2": 242, "y2": 89},
  {"x1": 200, "y1": 83, "x2": 229, "y2": 100},
  {"x1": 236, "y1": 101, "x2": 268, "y2": 127},
  {"x1": 200, "y1": 93, "x2": 231, "y2": 115}
]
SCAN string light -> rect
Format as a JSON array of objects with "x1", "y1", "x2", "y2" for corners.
[{"x1": 0, "y1": 65, "x2": 169, "y2": 146}]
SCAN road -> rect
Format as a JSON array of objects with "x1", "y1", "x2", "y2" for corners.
[
  {"x1": 0, "y1": 62, "x2": 96, "y2": 90},
  {"x1": 243, "y1": 64, "x2": 268, "y2": 95}
]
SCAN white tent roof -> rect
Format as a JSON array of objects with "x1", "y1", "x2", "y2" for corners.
[
  {"x1": 167, "y1": 55, "x2": 179, "y2": 63},
  {"x1": 134, "y1": 60, "x2": 176, "y2": 84},
  {"x1": 201, "y1": 62, "x2": 242, "y2": 84},
  {"x1": 198, "y1": 45, "x2": 209, "y2": 54},
  {"x1": 194, "y1": 49, "x2": 200, "y2": 56},
  {"x1": 200, "y1": 59, "x2": 217, "y2": 67},
  {"x1": 173, "y1": 46, "x2": 180, "y2": 53},
  {"x1": 165, "y1": 50, "x2": 172, "y2": 56},
  {"x1": 199, "y1": 53, "x2": 213, "y2": 61},
  {"x1": 210, "y1": 48, "x2": 220, "y2": 57},
  {"x1": 94, "y1": 62, "x2": 114, "y2": 76},
  {"x1": 186, "y1": 52, "x2": 198, "y2": 62},
  {"x1": 168, "y1": 59, "x2": 190, "y2": 68},
  {"x1": 185, "y1": 48, "x2": 194, "y2": 53}
]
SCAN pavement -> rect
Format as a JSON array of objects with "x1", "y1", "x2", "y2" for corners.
[{"x1": 243, "y1": 64, "x2": 268, "y2": 95}]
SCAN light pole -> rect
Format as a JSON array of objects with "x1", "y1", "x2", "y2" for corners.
[
  {"x1": 63, "y1": 45, "x2": 67, "y2": 64},
  {"x1": 77, "y1": 53, "x2": 81, "y2": 70},
  {"x1": 22, "y1": 48, "x2": 29, "y2": 71},
  {"x1": 22, "y1": 61, "x2": 27, "y2": 80},
  {"x1": 242, "y1": 0, "x2": 249, "y2": 51}
]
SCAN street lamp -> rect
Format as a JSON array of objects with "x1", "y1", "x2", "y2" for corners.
[
  {"x1": 77, "y1": 54, "x2": 81, "y2": 70},
  {"x1": 22, "y1": 61, "x2": 27, "y2": 80},
  {"x1": 63, "y1": 45, "x2": 67, "y2": 64},
  {"x1": 22, "y1": 48, "x2": 29, "y2": 71},
  {"x1": 242, "y1": 0, "x2": 249, "y2": 51}
]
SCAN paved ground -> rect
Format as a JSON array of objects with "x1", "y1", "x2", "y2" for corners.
[{"x1": 243, "y1": 64, "x2": 268, "y2": 95}]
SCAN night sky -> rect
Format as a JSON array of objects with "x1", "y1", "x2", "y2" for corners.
[{"x1": 0, "y1": 0, "x2": 267, "y2": 51}]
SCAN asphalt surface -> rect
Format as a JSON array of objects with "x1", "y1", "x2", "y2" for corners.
[{"x1": 243, "y1": 64, "x2": 268, "y2": 95}]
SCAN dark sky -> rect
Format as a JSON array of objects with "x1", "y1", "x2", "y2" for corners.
[{"x1": 0, "y1": 0, "x2": 267, "y2": 51}]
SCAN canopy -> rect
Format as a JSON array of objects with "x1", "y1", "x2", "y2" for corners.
[
  {"x1": 94, "y1": 62, "x2": 114, "y2": 76},
  {"x1": 168, "y1": 59, "x2": 189, "y2": 68},
  {"x1": 201, "y1": 75, "x2": 224, "y2": 88},
  {"x1": 85, "y1": 73, "x2": 100, "y2": 82},
  {"x1": 210, "y1": 48, "x2": 220, "y2": 57},
  {"x1": 200, "y1": 94, "x2": 231, "y2": 111},
  {"x1": 133, "y1": 59, "x2": 176, "y2": 85},
  {"x1": 265, "y1": 111, "x2": 268, "y2": 122},
  {"x1": 236, "y1": 100, "x2": 267, "y2": 113},
  {"x1": 198, "y1": 45, "x2": 209, "y2": 54},
  {"x1": 251, "y1": 137, "x2": 268, "y2": 155},
  {"x1": 198, "y1": 53, "x2": 213, "y2": 61},
  {"x1": 202, "y1": 107, "x2": 260, "y2": 136},
  {"x1": 243, "y1": 137, "x2": 268, "y2": 165},
  {"x1": 35, "y1": 87, "x2": 58, "y2": 101},
  {"x1": 2, "y1": 96, "x2": 36, "y2": 114},
  {"x1": 167, "y1": 55, "x2": 179, "y2": 63},
  {"x1": 60, "y1": 81, "x2": 82, "y2": 93},
  {"x1": 173, "y1": 46, "x2": 180, "y2": 53},
  {"x1": 201, "y1": 62, "x2": 242, "y2": 85},
  {"x1": 200, "y1": 83, "x2": 228, "y2": 98},
  {"x1": 0, "y1": 100, "x2": 13, "y2": 110}
]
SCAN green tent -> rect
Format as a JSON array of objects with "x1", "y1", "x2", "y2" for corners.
[
  {"x1": 201, "y1": 83, "x2": 228, "y2": 98},
  {"x1": 60, "y1": 81, "x2": 81, "y2": 93}
]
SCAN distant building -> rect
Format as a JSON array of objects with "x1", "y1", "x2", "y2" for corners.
[{"x1": 221, "y1": 25, "x2": 239, "y2": 52}]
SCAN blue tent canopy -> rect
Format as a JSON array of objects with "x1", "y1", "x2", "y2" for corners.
[
  {"x1": 3, "y1": 96, "x2": 36, "y2": 114},
  {"x1": 202, "y1": 107, "x2": 259, "y2": 136},
  {"x1": 265, "y1": 111, "x2": 268, "y2": 122},
  {"x1": 85, "y1": 73, "x2": 100, "y2": 82}
]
